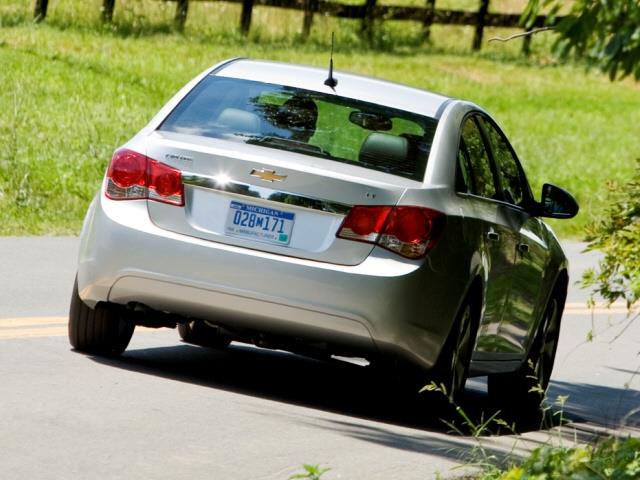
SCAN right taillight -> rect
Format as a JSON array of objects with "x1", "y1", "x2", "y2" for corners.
[
  {"x1": 337, "y1": 205, "x2": 445, "y2": 259},
  {"x1": 105, "y1": 149, "x2": 184, "y2": 206}
]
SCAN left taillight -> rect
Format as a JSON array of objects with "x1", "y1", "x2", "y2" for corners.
[
  {"x1": 337, "y1": 205, "x2": 445, "y2": 259},
  {"x1": 105, "y1": 149, "x2": 184, "y2": 206}
]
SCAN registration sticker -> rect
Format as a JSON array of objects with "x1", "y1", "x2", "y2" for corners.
[{"x1": 224, "y1": 201, "x2": 295, "y2": 246}]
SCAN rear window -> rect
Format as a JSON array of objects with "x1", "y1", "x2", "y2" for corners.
[{"x1": 159, "y1": 76, "x2": 438, "y2": 181}]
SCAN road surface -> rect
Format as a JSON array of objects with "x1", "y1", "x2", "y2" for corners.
[{"x1": 0, "y1": 237, "x2": 638, "y2": 479}]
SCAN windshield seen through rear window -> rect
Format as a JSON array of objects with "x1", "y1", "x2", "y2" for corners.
[{"x1": 159, "y1": 76, "x2": 438, "y2": 182}]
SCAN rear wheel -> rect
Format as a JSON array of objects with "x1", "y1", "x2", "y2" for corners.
[
  {"x1": 488, "y1": 288, "x2": 563, "y2": 420},
  {"x1": 178, "y1": 320, "x2": 231, "y2": 349},
  {"x1": 428, "y1": 292, "x2": 480, "y2": 405},
  {"x1": 68, "y1": 279, "x2": 135, "y2": 356}
]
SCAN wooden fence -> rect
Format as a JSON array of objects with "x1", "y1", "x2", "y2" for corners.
[{"x1": 31, "y1": 0, "x2": 549, "y2": 52}]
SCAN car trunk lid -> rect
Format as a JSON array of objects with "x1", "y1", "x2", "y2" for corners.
[{"x1": 144, "y1": 131, "x2": 413, "y2": 266}]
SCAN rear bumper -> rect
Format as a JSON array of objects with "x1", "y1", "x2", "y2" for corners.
[{"x1": 77, "y1": 195, "x2": 466, "y2": 369}]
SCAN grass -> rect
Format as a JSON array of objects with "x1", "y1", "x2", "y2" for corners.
[{"x1": 0, "y1": 0, "x2": 639, "y2": 236}]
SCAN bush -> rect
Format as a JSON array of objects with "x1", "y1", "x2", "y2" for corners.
[{"x1": 487, "y1": 437, "x2": 640, "y2": 479}]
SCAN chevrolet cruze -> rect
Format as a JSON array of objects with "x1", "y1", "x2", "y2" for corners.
[{"x1": 69, "y1": 58, "x2": 578, "y2": 415}]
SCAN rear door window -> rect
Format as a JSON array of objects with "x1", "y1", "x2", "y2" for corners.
[
  {"x1": 480, "y1": 118, "x2": 527, "y2": 207},
  {"x1": 458, "y1": 117, "x2": 497, "y2": 199}
]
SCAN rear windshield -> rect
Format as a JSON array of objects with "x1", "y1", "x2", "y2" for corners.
[{"x1": 159, "y1": 76, "x2": 438, "y2": 181}]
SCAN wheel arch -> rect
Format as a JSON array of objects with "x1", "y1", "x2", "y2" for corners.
[
  {"x1": 521, "y1": 266, "x2": 569, "y2": 364},
  {"x1": 436, "y1": 273, "x2": 484, "y2": 366},
  {"x1": 465, "y1": 275, "x2": 484, "y2": 346}
]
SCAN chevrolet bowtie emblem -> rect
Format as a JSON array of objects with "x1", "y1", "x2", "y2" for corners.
[{"x1": 250, "y1": 169, "x2": 287, "y2": 183}]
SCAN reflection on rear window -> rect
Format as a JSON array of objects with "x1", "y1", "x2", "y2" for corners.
[{"x1": 159, "y1": 76, "x2": 438, "y2": 181}]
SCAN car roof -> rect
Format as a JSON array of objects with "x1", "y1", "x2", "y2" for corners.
[{"x1": 215, "y1": 59, "x2": 452, "y2": 120}]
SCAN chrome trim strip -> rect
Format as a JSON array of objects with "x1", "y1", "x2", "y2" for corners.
[{"x1": 182, "y1": 172, "x2": 352, "y2": 215}]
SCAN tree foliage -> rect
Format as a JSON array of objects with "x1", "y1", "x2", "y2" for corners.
[
  {"x1": 582, "y1": 160, "x2": 640, "y2": 311},
  {"x1": 523, "y1": 0, "x2": 640, "y2": 80},
  {"x1": 522, "y1": 2, "x2": 639, "y2": 313}
]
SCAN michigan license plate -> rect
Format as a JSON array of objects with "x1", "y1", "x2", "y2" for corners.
[{"x1": 224, "y1": 201, "x2": 295, "y2": 246}]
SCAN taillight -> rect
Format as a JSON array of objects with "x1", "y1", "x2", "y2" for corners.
[
  {"x1": 337, "y1": 206, "x2": 393, "y2": 242},
  {"x1": 105, "y1": 149, "x2": 184, "y2": 206},
  {"x1": 148, "y1": 160, "x2": 183, "y2": 205},
  {"x1": 337, "y1": 205, "x2": 445, "y2": 259}
]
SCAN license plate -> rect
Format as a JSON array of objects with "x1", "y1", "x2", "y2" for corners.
[{"x1": 224, "y1": 201, "x2": 295, "y2": 246}]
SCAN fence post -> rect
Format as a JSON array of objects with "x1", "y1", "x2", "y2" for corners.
[
  {"x1": 522, "y1": 28, "x2": 532, "y2": 55},
  {"x1": 472, "y1": 0, "x2": 489, "y2": 51},
  {"x1": 423, "y1": 0, "x2": 436, "y2": 41},
  {"x1": 102, "y1": 0, "x2": 116, "y2": 23},
  {"x1": 302, "y1": 0, "x2": 318, "y2": 40},
  {"x1": 240, "y1": 0, "x2": 254, "y2": 35},
  {"x1": 33, "y1": 0, "x2": 49, "y2": 22},
  {"x1": 361, "y1": 0, "x2": 377, "y2": 41},
  {"x1": 175, "y1": 0, "x2": 189, "y2": 31}
]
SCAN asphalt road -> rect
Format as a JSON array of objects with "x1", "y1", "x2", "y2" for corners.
[{"x1": 0, "y1": 237, "x2": 638, "y2": 480}]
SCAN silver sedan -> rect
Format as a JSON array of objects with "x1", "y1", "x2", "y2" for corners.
[{"x1": 69, "y1": 58, "x2": 578, "y2": 416}]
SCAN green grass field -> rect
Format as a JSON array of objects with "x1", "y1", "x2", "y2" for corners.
[{"x1": 1, "y1": 0, "x2": 638, "y2": 237}]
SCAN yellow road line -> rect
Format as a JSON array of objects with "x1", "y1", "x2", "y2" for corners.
[
  {"x1": 563, "y1": 309, "x2": 631, "y2": 316},
  {"x1": 0, "y1": 317, "x2": 68, "y2": 338},
  {"x1": 0, "y1": 316, "x2": 67, "y2": 328},
  {"x1": 0, "y1": 302, "x2": 635, "y2": 340},
  {"x1": 0, "y1": 326, "x2": 68, "y2": 338},
  {"x1": 0, "y1": 316, "x2": 155, "y2": 339},
  {"x1": 564, "y1": 302, "x2": 633, "y2": 316}
]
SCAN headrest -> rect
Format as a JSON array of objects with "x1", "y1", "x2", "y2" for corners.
[
  {"x1": 216, "y1": 108, "x2": 261, "y2": 134},
  {"x1": 358, "y1": 132, "x2": 410, "y2": 169}
]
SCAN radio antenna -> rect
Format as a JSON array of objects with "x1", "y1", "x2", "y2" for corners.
[{"x1": 324, "y1": 32, "x2": 338, "y2": 89}]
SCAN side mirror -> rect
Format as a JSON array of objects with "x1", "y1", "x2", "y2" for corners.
[{"x1": 539, "y1": 183, "x2": 579, "y2": 219}]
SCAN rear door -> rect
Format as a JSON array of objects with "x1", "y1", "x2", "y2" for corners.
[
  {"x1": 478, "y1": 116, "x2": 551, "y2": 355},
  {"x1": 455, "y1": 116, "x2": 518, "y2": 356}
]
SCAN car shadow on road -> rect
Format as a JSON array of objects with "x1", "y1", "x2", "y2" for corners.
[
  {"x1": 85, "y1": 341, "x2": 519, "y2": 464},
  {"x1": 91, "y1": 341, "x2": 454, "y2": 426},
  {"x1": 85, "y1": 340, "x2": 635, "y2": 456}
]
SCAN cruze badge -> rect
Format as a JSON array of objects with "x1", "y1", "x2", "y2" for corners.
[
  {"x1": 165, "y1": 153, "x2": 193, "y2": 163},
  {"x1": 250, "y1": 169, "x2": 287, "y2": 183}
]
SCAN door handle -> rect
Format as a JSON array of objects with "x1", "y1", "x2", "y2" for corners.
[
  {"x1": 518, "y1": 243, "x2": 530, "y2": 254},
  {"x1": 487, "y1": 230, "x2": 500, "y2": 242}
]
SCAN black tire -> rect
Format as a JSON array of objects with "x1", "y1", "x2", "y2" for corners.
[
  {"x1": 488, "y1": 287, "x2": 564, "y2": 420},
  {"x1": 68, "y1": 278, "x2": 135, "y2": 356},
  {"x1": 429, "y1": 292, "x2": 480, "y2": 405},
  {"x1": 178, "y1": 320, "x2": 231, "y2": 349}
]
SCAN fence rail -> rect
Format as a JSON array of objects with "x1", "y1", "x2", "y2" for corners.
[{"x1": 31, "y1": 0, "x2": 552, "y2": 52}]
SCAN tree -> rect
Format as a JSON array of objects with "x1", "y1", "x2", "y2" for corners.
[
  {"x1": 522, "y1": 1, "x2": 640, "y2": 315},
  {"x1": 523, "y1": 0, "x2": 640, "y2": 80},
  {"x1": 582, "y1": 162, "x2": 640, "y2": 315}
]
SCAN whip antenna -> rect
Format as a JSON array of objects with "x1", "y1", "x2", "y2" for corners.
[{"x1": 324, "y1": 32, "x2": 338, "y2": 89}]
